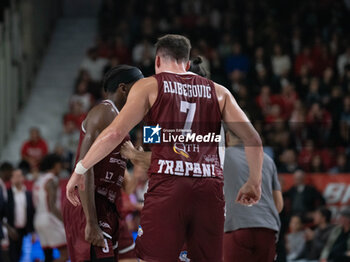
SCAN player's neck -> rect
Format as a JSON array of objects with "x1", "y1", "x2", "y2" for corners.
[
  {"x1": 158, "y1": 63, "x2": 187, "y2": 74},
  {"x1": 108, "y1": 95, "x2": 123, "y2": 112}
]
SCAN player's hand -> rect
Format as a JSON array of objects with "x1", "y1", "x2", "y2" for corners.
[
  {"x1": 66, "y1": 172, "x2": 85, "y2": 206},
  {"x1": 120, "y1": 141, "x2": 137, "y2": 160},
  {"x1": 85, "y1": 222, "x2": 105, "y2": 248},
  {"x1": 236, "y1": 179, "x2": 261, "y2": 206}
]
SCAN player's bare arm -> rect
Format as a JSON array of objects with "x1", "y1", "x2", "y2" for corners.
[
  {"x1": 66, "y1": 77, "x2": 157, "y2": 205},
  {"x1": 273, "y1": 190, "x2": 284, "y2": 213},
  {"x1": 76, "y1": 103, "x2": 117, "y2": 248},
  {"x1": 45, "y1": 179, "x2": 63, "y2": 221},
  {"x1": 215, "y1": 83, "x2": 263, "y2": 206}
]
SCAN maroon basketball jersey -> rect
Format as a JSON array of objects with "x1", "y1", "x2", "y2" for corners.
[
  {"x1": 145, "y1": 72, "x2": 223, "y2": 179},
  {"x1": 75, "y1": 100, "x2": 129, "y2": 205}
]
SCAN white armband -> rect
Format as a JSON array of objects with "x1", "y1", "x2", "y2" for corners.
[{"x1": 74, "y1": 160, "x2": 88, "y2": 175}]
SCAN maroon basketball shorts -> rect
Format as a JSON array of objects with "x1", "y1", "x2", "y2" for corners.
[
  {"x1": 135, "y1": 175, "x2": 225, "y2": 262},
  {"x1": 62, "y1": 194, "x2": 119, "y2": 262},
  {"x1": 223, "y1": 228, "x2": 277, "y2": 262},
  {"x1": 117, "y1": 219, "x2": 136, "y2": 260}
]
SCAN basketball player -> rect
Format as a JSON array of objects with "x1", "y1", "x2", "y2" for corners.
[
  {"x1": 188, "y1": 56, "x2": 209, "y2": 78},
  {"x1": 67, "y1": 34, "x2": 263, "y2": 262},
  {"x1": 118, "y1": 55, "x2": 220, "y2": 262},
  {"x1": 62, "y1": 65, "x2": 143, "y2": 262},
  {"x1": 33, "y1": 154, "x2": 68, "y2": 262}
]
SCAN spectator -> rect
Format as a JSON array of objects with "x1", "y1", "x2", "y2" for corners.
[
  {"x1": 298, "y1": 140, "x2": 316, "y2": 171},
  {"x1": 295, "y1": 46, "x2": 314, "y2": 77},
  {"x1": 52, "y1": 145, "x2": 72, "y2": 177},
  {"x1": 278, "y1": 149, "x2": 299, "y2": 173},
  {"x1": 286, "y1": 214, "x2": 306, "y2": 261},
  {"x1": 306, "y1": 103, "x2": 332, "y2": 143},
  {"x1": 313, "y1": 45, "x2": 334, "y2": 78},
  {"x1": 328, "y1": 87, "x2": 343, "y2": 121},
  {"x1": 218, "y1": 33, "x2": 232, "y2": 59},
  {"x1": 255, "y1": 86, "x2": 279, "y2": 116},
  {"x1": 132, "y1": 38, "x2": 155, "y2": 65},
  {"x1": 7, "y1": 169, "x2": 34, "y2": 262},
  {"x1": 251, "y1": 47, "x2": 270, "y2": 78},
  {"x1": 225, "y1": 42, "x2": 250, "y2": 74},
  {"x1": 33, "y1": 154, "x2": 68, "y2": 262},
  {"x1": 310, "y1": 155, "x2": 325, "y2": 173},
  {"x1": 329, "y1": 33, "x2": 339, "y2": 57},
  {"x1": 0, "y1": 162, "x2": 12, "y2": 201},
  {"x1": 265, "y1": 104, "x2": 283, "y2": 124},
  {"x1": 295, "y1": 64, "x2": 311, "y2": 99},
  {"x1": 320, "y1": 67, "x2": 335, "y2": 101},
  {"x1": 59, "y1": 120, "x2": 80, "y2": 170},
  {"x1": 228, "y1": 70, "x2": 245, "y2": 94},
  {"x1": 340, "y1": 96, "x2": 350, "y2": 143},
  {"x1": 289, "y1": 100, "x2": 307, "y2": 147},
  {"x1": 70, "y1": 80, "x2": 94, "y2": 113},
  {"x1": 209, "y1": 50, "x2": 227, "y2": 85},
  {"x1": 284, "y1": 170, "x2": 325, "y2": 217},
  {"x1": 0, "y1": 162, "x2": 12, "y2": 261},
  {"x1": 279, "y1": 83, "x2": 298, "y2": 119},
  {"x1": 95, "y1": 36, "x2": 112, "y2": 59},
  {"x1": 300, "y1": 207, "x2": 334, "y2": 261},
  {"x1": 337, "y1": 47, "x2": 350, "y2": 77},
  {"x1": 112, "y1": 36, "x2": 131, "y2": 64},
  {"x1": 63, "y1": 101, "x2": 87, "y2": 131},
  {"x1": 80, "y1": 47, "x2": 108, "y2": 82},
  {"x1": 20, "y1": 127, "x2": 48, "y2": 174},
  {"x1": 271, "y1": 44, "x2": 291, "y2": 77},
  {"x1": 306, "y1": 78, "x2": 322, "y2": 106},
  {"x1": 291, "y1": 28, "x2": 301, "y2": 56},
  {"x1": 329, "y1": 154, "x2": 350, "y2": 174},
  {"x1": 320, "y1": 208, "x2": 350, "y2": 262}
]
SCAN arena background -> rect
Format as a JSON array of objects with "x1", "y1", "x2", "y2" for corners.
[{"x1": 1, "y1": 0, "x2": 350, "y2": 261}]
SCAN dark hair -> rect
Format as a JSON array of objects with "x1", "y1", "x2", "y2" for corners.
[
  {"x1": 102, "y1": 65, "x2": 144, "y2": 93},
  {"x1": 0, "y1": 162, "x2": 13, "y2": 173},
  {"x1": 155, "y1": 34, "x2": 191, "y2": 62},
  {"x1": 39, "y1": 154, "x2": 62, "y2": 172},
  {"x1": 318, "y1": 207, "x2": 332, "y2": 223},
  {"x1": 87, "y1": 47, "x2": 98, "y2": 55},
  {"x1": 189, "y1": 56, "x2": 209, "y2": 78}
]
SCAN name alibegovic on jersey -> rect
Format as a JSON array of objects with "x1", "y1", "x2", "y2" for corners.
[{"x1": 145, "y1": 72, "x2": 224, "y2": 179}]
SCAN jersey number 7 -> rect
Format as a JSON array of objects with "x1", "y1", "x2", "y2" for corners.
[{"x1": 180, "y1": 101, "x2": 196, "y2": 135}]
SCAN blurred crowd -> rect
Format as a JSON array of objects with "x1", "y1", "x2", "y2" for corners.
[
  {"x1": 279, "y1": 169, "x2": 350, "y2": 262},
  {"x1": 2, "y1": 0, "x2": 350, "y2": 261}
]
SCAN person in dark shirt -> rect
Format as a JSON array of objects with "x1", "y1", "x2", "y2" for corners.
[
  {"x1": 299, "y1": 207, "x2": 334, "y2": 260},
  {"x1": 320, "y1": 208, "x2": 350, "y2": 262},
  {"x1": 284, "y1": 170, "x2": 325, "y2": 218}
]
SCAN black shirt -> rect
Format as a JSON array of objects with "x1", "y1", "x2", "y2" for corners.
[{"x1": 329, "y1": 229, "x2": 350, "y2": 260}]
